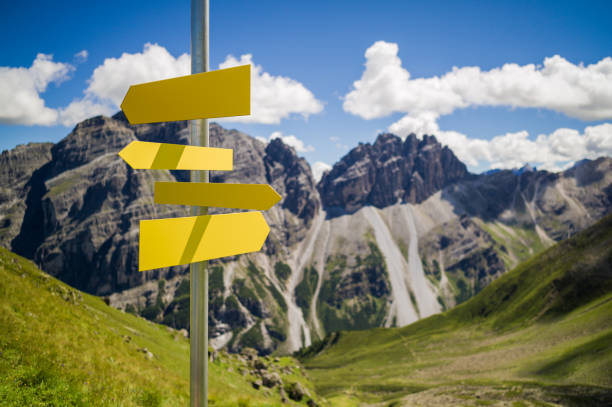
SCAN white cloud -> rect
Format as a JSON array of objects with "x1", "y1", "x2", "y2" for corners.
[
  {"x1": 344, "y1": 41, "x2": 612, "y2": 121},
  {"x1": 57, "y1": 44, "x2": 323, "y2": 127},
  {"x1": 58, "y1": 98, "x2": 114, "y2": 127},
  {"x1": 86, "y1": 43, "x2": 190, "y2": 107},
  {"x1": 74, "y1": 50, "x2": 88, "y2": 63},
  {"x1": 0, "y1": 53, "x2": 73, "y2": 125},
  {"x1": 1, "y1": 44, "x2": 323, "y2": 127},
  {"x1": 349, "y1": 41, "x2": 612, "y2": 172},
  {"x1": 54, "y1": 43, "x2": 190, "y2": 126},
  {"x1": 312, "y1": 161, "x2": 332, "y2": 182},
  {"x1": 390, "y1": 115, "x2": 612, "y2": 172},
  {"x1": 388, "y1": 112, "x2": 441, "y2": 137},
  {"x1": 218, "y1": 54, "x2": 324, "y2": 124},
  {"x1": 270, "y1": 131, "x2": 315, "y2": 153},
  {"x1": 258, "y1": 131, "x2": 315, "y2": 153}
]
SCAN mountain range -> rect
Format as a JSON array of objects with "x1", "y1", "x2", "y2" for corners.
[
  {"x1": 1, "y1": 112, "x2": 611, "y2": 355},
  {"x1": 298, "y1": 211, "x2": 612, "y2": 406}
]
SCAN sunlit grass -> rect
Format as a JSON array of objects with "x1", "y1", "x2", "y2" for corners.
[
  {"x1": 0, "y1": 246, "x2": 315, "y2": 406},
  {"x1": 300, "y1": 214, "x2": 612, "y2": 405}
]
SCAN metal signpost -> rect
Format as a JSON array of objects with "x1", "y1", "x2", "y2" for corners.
[{"x1": 117, "y1": 1, "x2": 281, "y2": 405}]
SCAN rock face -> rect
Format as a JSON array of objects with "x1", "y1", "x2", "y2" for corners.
[
  {"x1": 0, "y1": 142, "x2": 53, "y2": 248},
  {"x1": 318, "y1": 133, "x2": 468, "y2": 213},
  {"x1": 9, "y1": 114, "x2": 319, "y2": 297},
  {"x1": 444, "y1": 158, "x2": 612, "y2": 239},
  {"x1": 11, "y1": 115, "x2": 182, "y2": 294},
  {"x1": 265, "y1": 139, "x2": 319, "y2": 228}
]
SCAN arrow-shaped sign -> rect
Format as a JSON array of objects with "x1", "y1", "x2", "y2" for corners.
[
  {"x1": 119, "y1": 141, "x2": 232, "y2": 170},
  {"x1": 139, "y1": 212, "x2": 269, "y2": 271},
  {"x1": 121, "y1": 65, "x2": 250, "y2": 124},
  {"x1": 154, "y1": 182, "x2": 281, "y2": 210}
]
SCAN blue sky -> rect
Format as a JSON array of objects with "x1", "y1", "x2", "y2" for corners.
[{"x1": 1, "y1": 0, "x2": 611, "y2": 176}]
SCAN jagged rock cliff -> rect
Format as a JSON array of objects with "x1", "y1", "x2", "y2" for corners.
[
  {"x1": 0, "y1": 142, "x2": 53, "y2": 248},
  {"x1": 11, "y1": 116, "x2": 182, "y2": 294},
  {"x1": 318, "y1": 133, "x2": 468, "y2": 213},
  {"x1": 9, "y1": 115, "x2": 319, "y2": 298}
]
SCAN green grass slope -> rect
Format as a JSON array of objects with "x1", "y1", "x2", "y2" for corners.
[
  {"x1": 299, "y1": 214, "x2": 612, "y2": 406},
  {"x1": 0, "y1": 247, "x2": 319, "y2": 406}
]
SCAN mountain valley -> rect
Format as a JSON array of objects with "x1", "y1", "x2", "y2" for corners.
[
  {"x1": 298, "y1": 213, "x2": 612, "y2": 406},
  {"x1": 1, "y1": 112, "x2": 611, "y2": 355}
]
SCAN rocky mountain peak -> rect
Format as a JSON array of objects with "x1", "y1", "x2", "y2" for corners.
[
  {"x1": 264, "y1": 138, "x2": 319, "y2": 225},
  {"x1": 5, "y1": 113, "x2": 322, "y2": 295},
  {"x1": 49, "y1": 115, "x2": 135, "y2": 177},
  {"x1": 266, "y1": 138, "x2": 298, "y2": 165},
  {"x1": 0, "y1": 142, "x2": 54, "y2": 249},
  {"x1": 0, "y1": 142, "x2": 53, "y2": 187},
  {"x1": 317, "y1": 132, "x2": 469, "y2": 213}
]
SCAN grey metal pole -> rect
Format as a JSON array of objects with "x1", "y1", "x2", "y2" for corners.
[{"x1": 190, "y1": 1, "x2": 209, "y2": 407}]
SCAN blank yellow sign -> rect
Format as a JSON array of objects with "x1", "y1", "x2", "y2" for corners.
[
  {"x1": 155, "y1": 182, "x2": 281, "y2": 210},
  {"x1": 118, "y1": 141, "x2": 233, "y2": 170},
  {"x1": 121, "y1": 65, "x2": 251, "y2": 124},
  {"x1": 139, "y1": 212, "x2": 269, "y2": 271}
]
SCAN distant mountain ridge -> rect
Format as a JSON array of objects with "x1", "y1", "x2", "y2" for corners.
[{"x1": 1, "y1": 112, "x2": 611, "y2": 355}]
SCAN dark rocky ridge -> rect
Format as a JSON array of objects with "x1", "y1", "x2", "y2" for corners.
[
  {"x1": 8, "y1": 114, "x2": 320, "y2": 295},
  {"x1": 317, "y1": 133, "x2": 468, "y2": 214},
  {"x1": 444, "y1": 157, "x2": 612, "y2": 239},
  {"x1": 0, "y1": 142, "x2": 53, "y2": 248}
]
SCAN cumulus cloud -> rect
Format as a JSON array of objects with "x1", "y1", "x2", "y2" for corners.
[
  {"x1": 0, "y1": 54, "x2": 73, "y2": 125},
  {"x1": 53, "y1": 43, "x2": 191, "y2": 126},
  {"x1": 57, "y1": 44, "x2": 323, "y2": 126},
  {"x1": 86, "y1": 43, "x2": 190, "y2": 107},
  {"x1": 219, "y1": 54, "x2": 324, "y2": 124},
  {"x1": 2, "y1": 44, "x2": 323, "y2": 127},
  {"x1": 258, "y1": 131, "x2": 315, "y2": 153},
  {"x1": 344, "y1": 41, "x2": 612, "y2": 121},
  {"x1": 348, "y1": 40, "x2": 612, "y2": 171},
  {"x1": 312, "y1": 161, "x2": 332, "y2": 182},
  {"x1": 390, "y1": 115, "x2": 612, "y2": 172},
  {"x1": 57, "y1": 98, "x2": 114, "y2": 127}
]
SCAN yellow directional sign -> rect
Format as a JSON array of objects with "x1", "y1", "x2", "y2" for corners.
[
  {"x1": 119, "y1": 141, "x2": 232, "y2": 170},
  {"x1": 139, "y1": 212, "x2": 269, "y2": 271},
  {"x1": 155, "y1": 182, "x2": 281, "y2": 210},
  {"x1": 121, "y1": 65, "x2": 250, "y2": 124}
]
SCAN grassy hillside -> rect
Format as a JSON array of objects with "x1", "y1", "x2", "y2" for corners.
[
  {"x1": 299, "y1": 214, "x2": 612, "y2": 406},
  {"x1": 0, "y1": 247, "x2": 319, "y2": 406}
]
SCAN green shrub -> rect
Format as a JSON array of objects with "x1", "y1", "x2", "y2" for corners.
[
  {"x1": 233, "y1": 279, "x2": 263, "y2": 318},
  {"x1": 209, "y1": 266, "x2": 224, "y2": 296},
  {"x1": 240, "y1": 323, "x2": 264, "y2": 351},
  {"x1": 268, "y1": 282, "x2": 288, "y2": 313},
  {"x1": 274, "y1": 261, "x2": 292, "y2": 283},
  {"x1": 295, "y1": 266, "x2": 318, "y2": 316}
]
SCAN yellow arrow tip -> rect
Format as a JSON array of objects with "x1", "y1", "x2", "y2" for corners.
[
  {"x1": 118, "y1": 141, "x2": 140, "y2": 168},
  {"x1": 120, "y1": 86, "x2": 137, "y2": 124},
  {"x1": 268, "y1": 185, "x2": 282, "y2": 208}
]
